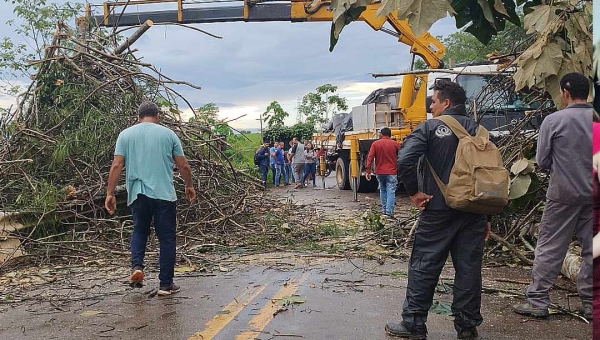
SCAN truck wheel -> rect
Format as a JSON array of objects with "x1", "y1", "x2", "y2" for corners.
[
  {"x1": 364, "y1": 175, "x2": 379, "y2": 193},
  {"x1": 350, "y1": 164, "x2": 379, "y2": 193},
  {"x1": 336, "y1": 157, "x2": 350, "y2": 190}
]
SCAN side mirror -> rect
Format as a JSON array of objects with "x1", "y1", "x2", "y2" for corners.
[{"x1": 425, "y1": 96, "x2": 432, "y2": 113}]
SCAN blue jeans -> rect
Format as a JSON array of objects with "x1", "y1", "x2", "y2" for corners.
[
  {"x1": 282, "y1": 163, "x2": 289, "y2": 184},
  {"x1": 303, "y1": 163, "x2": 316, "y2": 185},
  {"x1": 270, "y1": 164, "x2": 276, "y2": 184},
  {"x1": 274, "y1": 164, "x2": 282, "y2": 186},
  {"x1": 285, "y1": 163, "x2": 294, "y2": 183},
  {"x1": 130, "y1": 194, "x2": 177, "y2": 286},
  {"x1": 259, "y1": 164, "x2": 269, "y2": 183},
  {"x1": 376, "y1": 174, "x2": 397, "y2": 215}
]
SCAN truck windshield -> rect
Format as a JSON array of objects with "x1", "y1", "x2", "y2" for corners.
[{"x1": 455, "y1": 74, "x2": 533, "y2": 112}]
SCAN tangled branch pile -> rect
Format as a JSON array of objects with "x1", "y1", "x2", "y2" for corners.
[
  {"x1": 0, "y1": 20, "x2": 298, "y2": 268},
  {"x1": 468, "y1": 73, "x2": 565, "y2": 265}
]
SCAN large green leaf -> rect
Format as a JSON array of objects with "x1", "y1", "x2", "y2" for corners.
[
  {"x1": 278, "y1": 295, "x2": 307, "y2": 306},
  {"x1": 508, "y1": 174, "x2": 532, "y2": 200},
  {"x1": 533, "y1": 42, "x2": 563, "y2": 79},
  {"x1": 510, "y1": 158, "x2": 534, "y2": 175},
  {"x1": 430, "y1": 300, "x2": 453, "y2": 315},
  {"x1": 375, "y1": 0, "x2": 454, "y2": 37},
  {"x1": 493, "y1": 0, "x2": 508, "y2": 16},
  {"x1": 329, "y1": 0, "x2": 370, "y2": 51},
  {"x1": 524, "y1": 5, "x2": 558, "y2": 34},
  {"x1": 477, "y1": 0, "x2": 496, "y2": 28}
]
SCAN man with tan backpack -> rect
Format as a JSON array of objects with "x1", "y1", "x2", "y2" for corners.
[{"x1": 384, "y1": 80, "x2": 508, "y2": 340}]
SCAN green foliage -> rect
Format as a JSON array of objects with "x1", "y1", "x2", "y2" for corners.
[
  {"x1": 262, "y1": 101, "x2": 289, "y2": 130},
  {"x1": 0, "y1": 0, "x2": 83, "y2": 81},
  {"x1": 362, "y1": 208, "x2": 384, "y2": 232},
  {"x1": 413, "y1": 58, "x2": 427, "y2": 70},
  {"x1": 297, "y1": 84, "x2": 348, "y2": 126},
  {"x1": 263, "y1": 122, "x2": 314, "y2": 144},
  {"x1": 440, "y1": 19, "x2": 529, "y2": 65},
  {"x1": 190, "y1": 103, "x2": 233, "y2": 136},
  {"x1": 316, "y1": 222, "x2": 341, "y2": 237},
  {"x1": 329, "y1": 0, "x2": 520, "y2": 49},
  {"x1": 226, "y1": 132, "x2": 263, "y2": 167},
  {"x1": 450, "y1": 0, "x2": 520, "y2": 45}
]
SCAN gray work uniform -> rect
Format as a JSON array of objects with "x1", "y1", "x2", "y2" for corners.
[
  {"x1": 526, "y1": 103, "x2": 592, "y2": 308},
  {"x1": 291, "y1": 143, "x2": 305, "y2": 184}
]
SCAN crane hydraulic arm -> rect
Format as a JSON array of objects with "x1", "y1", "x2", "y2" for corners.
[{"x1": 94, "y1": 0, "x2": 445, "y2": 69}]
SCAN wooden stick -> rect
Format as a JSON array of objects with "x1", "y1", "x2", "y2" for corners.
[{"x1": 113, "y1": 20, "x2": 153, "y2": 55}]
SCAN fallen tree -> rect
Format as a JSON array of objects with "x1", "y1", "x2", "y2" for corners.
[{"x1": 0, "y1": 18, "x2": 305, "y2": 270}]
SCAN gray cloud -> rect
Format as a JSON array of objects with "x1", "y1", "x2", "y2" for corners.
[{"x1": 0, "y1": 1, "x2": 457, "y2": 126}]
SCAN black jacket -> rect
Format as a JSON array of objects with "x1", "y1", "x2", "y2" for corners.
[{"x1": 397, "y1": 105, "x2": 479, "y2": 210}]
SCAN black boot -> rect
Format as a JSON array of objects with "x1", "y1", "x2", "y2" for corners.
[
  {"x1": 454, "y1": 323, "x2": 479, "y2": 340},
  {"x1": 384, "y1": 321, "x2": 427, "y2": 339}
]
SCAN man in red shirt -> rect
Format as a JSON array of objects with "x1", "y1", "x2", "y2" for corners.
[{"x1": 366, "y1": 127, "x2": 400, "y2": 216}]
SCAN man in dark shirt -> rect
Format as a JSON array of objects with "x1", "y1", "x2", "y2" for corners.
[
  {"x1": 513, "y1": 72, "x2": 593, "y2": 321},
  {"x1": 385, "y1": 80, "x2": 488, "y2": 340},
  {"x1": 255, "y1": 141, "x2": 271, "y2": 186},
  {"x1": 365, "y1": 127, "x2": 400, "y2": 216}
]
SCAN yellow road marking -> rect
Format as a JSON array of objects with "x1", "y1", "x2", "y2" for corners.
[
  {"x1": 188, "y1": 284, "x2": 267, "y2": 340},
  {"x1": 235, "y1": 272, "x2": 309, "y2": 340}
]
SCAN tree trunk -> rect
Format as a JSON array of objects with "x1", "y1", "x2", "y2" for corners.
[{"x1": 561, "y1": 245, "x2": 582, "y2": 283}]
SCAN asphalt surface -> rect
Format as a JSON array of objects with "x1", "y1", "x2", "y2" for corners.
[{"x1": 0, "y1": 174, "x2": 592, "y2": 340}]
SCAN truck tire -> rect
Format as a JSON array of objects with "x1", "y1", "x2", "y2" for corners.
[{"x1": 336, "y1": 157, "x2": 350, "y2": 190}]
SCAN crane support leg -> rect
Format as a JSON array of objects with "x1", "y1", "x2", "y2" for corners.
[{"x1": 350, "y1": 138, "x2": 358, "y2": 202}]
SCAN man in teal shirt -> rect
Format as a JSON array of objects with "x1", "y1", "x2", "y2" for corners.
[{"x1": 105, "y1": 101, "x2": 196, "y2": 296}]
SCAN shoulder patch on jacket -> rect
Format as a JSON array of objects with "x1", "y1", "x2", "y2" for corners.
[{"x1": 435, "y1": 125, "x2": 452, "y2": 138}]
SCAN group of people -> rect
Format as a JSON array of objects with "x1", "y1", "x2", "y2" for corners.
[
  {"x1": 364, "y1": 73, "x2": 592, "y2": 339},
  {"x1": 104, "y1": 71, "x2": 593, "y2": 339},
  {"x1": 255, "y1": 137, "x2": 322, "y2": 189}
]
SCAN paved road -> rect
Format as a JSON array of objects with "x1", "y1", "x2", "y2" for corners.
[
  {"x1": 0, "y1": 173, "x2": 591, "y2": 340},
  {"x1": 0, "y1": 255, "x2": 591, "y2": 340}
]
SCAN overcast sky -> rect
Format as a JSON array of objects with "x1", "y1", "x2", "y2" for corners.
[{"x1": 0, "y1": 1, "x2": 458, "y2": 129}]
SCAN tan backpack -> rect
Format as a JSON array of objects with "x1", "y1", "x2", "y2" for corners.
[{"x1": 427, "y1": 115, "x2": 509, "y2": 215}]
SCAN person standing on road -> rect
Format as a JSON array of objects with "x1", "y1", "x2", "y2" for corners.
[
  {"x1": 278, "y1": 142, "x2": 289, "y2": 185},
  {"x1": 387, "y1": 80, "x2": 490, "y2": 340},
  {"x1": 365, "y1": 127, "x2": 400, "y2": 216},
  {"x1": 287, "y1": 140, "x2": 296, "y2": 184},
  {"x1": 269, "y1": 142, "x2": 278, "y2": 186},
  {"x1": 290, "y1": 137, "x2": 305, "y2": 189},
  {"x1": 273, "y1": 142, "x2": 284, "y2": 187},
  {"x1": 302, "y1": 142, "x2": 317, "y2": 187},
  {"x1": 256, "y1": 141, "x2": 271, "y2": 187},
  {"x1": 513, "y1": 72, "x2": 593, "y2": 321},
  {"x1": 283, "y1": 142, "x2": 292, "y2": 185},
  {"x1": 105, "y1": 101, "x2": 196, "y2": 296}
]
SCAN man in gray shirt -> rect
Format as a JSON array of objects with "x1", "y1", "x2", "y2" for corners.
[
  {"x1": 289, "y1": 137, "x2": 305, "y2": 189},
  {"x1": 513, "y1": 72, "x2": 592, "y2": 320}
]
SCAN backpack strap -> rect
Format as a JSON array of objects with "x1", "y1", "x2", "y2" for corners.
[
  {"x1": 425, "y1": 158, "x2": 448, "y2": 199},
  {"x1": 433, "y1": 115, "x2": 470, "y2": 139},
  {"x1": 426, "y1": 115, "x2": 469, "y2": 200}
]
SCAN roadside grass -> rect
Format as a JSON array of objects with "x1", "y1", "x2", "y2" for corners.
[{"x1": 226, "y1": 132, "x2": 262, "y2": 166}]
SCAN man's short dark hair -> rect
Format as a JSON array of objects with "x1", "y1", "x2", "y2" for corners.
[
  {"x1": 138, "y1": 101, "x2": 159, "y2": 118},
  {"x1": 560, "y1": 73, "x2": 589, "y2": 100},
  {"x1": 432, "y1": 80, "x2": 467, "y2": 106},
  {"x1": 380, "y1": 127, "x2": 391, "y2": 137}
]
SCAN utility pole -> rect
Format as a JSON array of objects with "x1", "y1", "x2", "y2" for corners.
[
  {"x1": 295, "y1": 97, "x2": 302, "y2": 123},
  {"x1": 255, "y1": 115, "x2": 263, "y2": 142}
]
